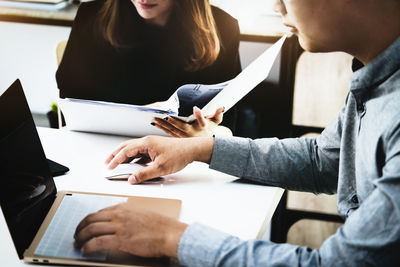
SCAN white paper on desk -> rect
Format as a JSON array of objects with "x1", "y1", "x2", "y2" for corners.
[{"x1": 59, "y1": 98, "x2": 173, "y2": 137}]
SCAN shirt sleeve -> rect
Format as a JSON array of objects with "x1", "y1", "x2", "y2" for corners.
[
  {"x1": 178, "y1": 119, "x2": 400, "y2": 266},
  {"x1": 209, "y1": 111, "x2": 343, "y2": 194},
  {"x1": 178, "y1": 223, "x2": 320, "y2": 267},
  {"x1": 179, "y1": 183, "x2": 400, "y2": 267}
]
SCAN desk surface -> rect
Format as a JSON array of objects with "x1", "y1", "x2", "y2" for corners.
[
  {"x1": 0, "y1": 127, "x2": 283, "y2": 266},
  {"x1": 0, "y1": 4, "x2": 78, "y2": 26}
]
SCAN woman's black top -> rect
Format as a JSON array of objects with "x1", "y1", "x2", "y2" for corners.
[{"x1": 56, "y1": 0, "x2": 241, "y2": 131}]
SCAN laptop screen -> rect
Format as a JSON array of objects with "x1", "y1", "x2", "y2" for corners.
[{"x1": 0, "y1": 80, "x2": 57, "y2": 259}]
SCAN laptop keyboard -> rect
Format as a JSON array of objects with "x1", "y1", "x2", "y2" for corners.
[{"x1": 34, "y1": 193, "x2": 127, "y2": 261}]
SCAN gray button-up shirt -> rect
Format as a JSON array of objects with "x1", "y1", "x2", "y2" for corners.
[{"x1": 177, "y1": 35, "x2": 400, "y2": 266}]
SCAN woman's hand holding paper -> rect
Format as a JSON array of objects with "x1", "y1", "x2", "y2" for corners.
[{"x1": 152, "y1": 106, "x2": 230, "y2": 137}]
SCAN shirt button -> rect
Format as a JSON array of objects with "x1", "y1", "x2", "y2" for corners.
[{"x1": 351, "y1": 195, "x2": 359, "y2": 204}]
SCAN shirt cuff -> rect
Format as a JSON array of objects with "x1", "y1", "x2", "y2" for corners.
[
  {"x1": 177, "y1": 223, "x2": 239, "y2": 267},
  {"x1": 209, "y1": 136, "x2": 250, "y2": 177}
]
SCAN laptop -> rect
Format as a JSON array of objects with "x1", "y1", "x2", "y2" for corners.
[{"x1": 0, "y1": 79, "x2": 182, "y2": 266}]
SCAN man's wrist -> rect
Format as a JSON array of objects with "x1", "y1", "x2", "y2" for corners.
[
  {"x1": 162, "y1": 220, "x2": 188, "y2": 260},
  {"x1": 212, "y1": 125, "x2": 232, "y2": 136},
  {"x1": 191, "y1": 136, "x2": 215, "y2": 164}
]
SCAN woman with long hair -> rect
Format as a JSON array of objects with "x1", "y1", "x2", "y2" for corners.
[{"x1": 56, "y1": 0, "x2": 241, "y2": 137}]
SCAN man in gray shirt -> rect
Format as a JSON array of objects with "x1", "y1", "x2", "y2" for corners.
[{"x1": 74, "y1": 0, "x2": 400, "y2": 265}]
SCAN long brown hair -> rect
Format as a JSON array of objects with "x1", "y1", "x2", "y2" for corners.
[{"x1": 98, "y1": 0, "x2": 221, "y2": 71}]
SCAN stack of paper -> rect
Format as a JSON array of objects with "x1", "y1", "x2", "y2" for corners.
[{"x1": 0, "y1": 0, "x2": 70, "y2": 11}]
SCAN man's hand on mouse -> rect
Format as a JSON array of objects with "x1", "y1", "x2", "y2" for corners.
[{"x1": 105, "y1": 135, "x2": 215, "y2": 184}]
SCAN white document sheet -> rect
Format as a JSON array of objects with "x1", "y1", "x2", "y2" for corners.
[
  {"x1": 58, "y1": 99, "x2": 172, "y2": 137},
  {"x1": 199, "y1": 35, "x2": 287, "y2": 119}
]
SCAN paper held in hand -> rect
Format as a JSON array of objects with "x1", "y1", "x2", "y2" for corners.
[
  {"x1": 58, "y1": 35, "x2": 286, "y2": 137},
  {"x1": 176, "y1": 35, "x2": 287, "y2": 122}
]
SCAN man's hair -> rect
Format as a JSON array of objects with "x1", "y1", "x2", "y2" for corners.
[{"x1": 97, "y1": 0, "x2": 221, "y2": 72}]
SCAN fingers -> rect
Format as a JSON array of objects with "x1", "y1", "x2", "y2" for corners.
[
  {"x1": 153, "y1": 117, "x2": 188, "y2": 137},
  {"x1": 105, "y1": 142, "x2": 128, "y2": 164},
  {"x1": 80, "y1": 235, "x2": 120, "y2": 254},
  {"x1": 193, "y1": 107, "x2": 206, "y2": 128},
  {"x1": 130, "y1": 164, "x2": 166, "y2": 184},
  {"x1": 152, "y1": 107, "x2": 208, "y2": 137},
  {"x1": 205, "y1": 107, "x2": 224, "y2": 124},
  {"x1": 107, "y1": 145, "x2": 142, "y2": 170},
  {"x1": 74, "y1": 207, "x2": 120, "y2": 253},
  {"x1": 74, "y1": 222, "x2": 117, "y2": 249},
  {"x1": 75, "y1": 211, "x2": 112, "y2": 236},
  {"x1": 134, "y1": 156, "x2": 152, "y2": 165}
]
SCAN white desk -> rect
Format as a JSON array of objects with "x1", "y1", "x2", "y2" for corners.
[{"x1": 0, "y1": 127, "x2": 283, "y2": 266}]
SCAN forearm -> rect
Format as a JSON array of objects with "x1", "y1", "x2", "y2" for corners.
[
  {"x1": 161, "y1": 220, "x2": 188, "y2": 260},
  {"x1": 209, "y1": 136, "x2": 339, "y2": 193},
  {"x1": 177, "y1": 223, "x2": 321, "y2": 267},
  {"x1": 178, "y1": 189, "x2": 400, "y2": 267},
  {"x1": 189, "y1": 136, "x2": 215, "y2": 164}
]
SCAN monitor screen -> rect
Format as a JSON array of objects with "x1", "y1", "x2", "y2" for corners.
[{"x1": 0, "y1": 80, "x2": 57, "y2": 258}]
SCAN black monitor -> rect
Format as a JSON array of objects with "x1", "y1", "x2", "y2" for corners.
[{"x1": 0, "y1": 79, "x2": 57, "y2": 258}]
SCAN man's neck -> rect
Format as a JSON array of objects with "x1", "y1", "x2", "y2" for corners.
[{"x1": 349, "y1": 3, "x2": 400, "y2": 65}]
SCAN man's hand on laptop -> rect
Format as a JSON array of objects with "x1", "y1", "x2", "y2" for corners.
[
  {"x1": 105, "y1": 135, "x2": 215, "y2": 184},
  {"x1": 74, "y1": 202, "x2": 187, "y2": 259}
]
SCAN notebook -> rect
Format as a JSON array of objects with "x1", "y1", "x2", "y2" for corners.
[{"x1": 0, "y1": 79, "x2": 182, "y2": 266}]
